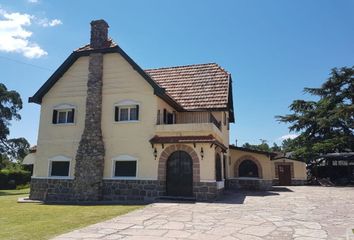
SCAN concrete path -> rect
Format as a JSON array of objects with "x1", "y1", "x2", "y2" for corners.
[{"x1": 52, "y1": 186, "x2": 354, "y2": 240}]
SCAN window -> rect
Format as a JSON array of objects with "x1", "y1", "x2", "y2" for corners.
[
  {"x1": 114, "y1": 161, "x2": 137, "y2": 177},
  {"x1": 114, "y1": 100, "x2": 140, "y2": 122},
  {"x1": 52, "y1": 104, "x2": 75, "y2": 124},
  {"x1": 215, "y1": 154, "x2": 222, "y2": 181},
  {"x1": 49, "y1": 156, "x2": 71, "y2": 177},
  {"x1": 112, "y1": 155, "x2": 138, "y2": 178},
  {"x1": 239, "y1": 160, "x2": 259, "y2": 178}
]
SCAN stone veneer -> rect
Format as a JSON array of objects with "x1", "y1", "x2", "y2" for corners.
[
  {"x1": 72, "y1": 21, "x2": 107, "y2": 201},
  {"x1": 226, "y1": 178, "x2": 273, "y2": 191},
  {"x1": 30, "y1": 178, "x2": 221, "y2": 202}
]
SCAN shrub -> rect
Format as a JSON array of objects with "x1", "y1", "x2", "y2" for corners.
[{"x1": 0, "y1": 169, "x2": 31, "y2": 189}]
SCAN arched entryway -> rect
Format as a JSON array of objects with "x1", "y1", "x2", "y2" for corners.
[
  {"x1": 234, "y1": 155, "x2": 263, "y2": 178},
  {"x1": 239, "y1": 160, "x2": 259, "y2": 177},
  {"x1": 166, "y1": 151, "x2": 193, "y2": 197}
]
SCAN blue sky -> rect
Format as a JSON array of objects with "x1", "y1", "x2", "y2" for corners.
[{"x1": 1, "y1": 0, "x2": 354, "y2": 147}]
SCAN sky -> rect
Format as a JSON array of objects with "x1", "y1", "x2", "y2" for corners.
[{"x1": 0, "y1": 0, "x2": 354, "y2": 147}]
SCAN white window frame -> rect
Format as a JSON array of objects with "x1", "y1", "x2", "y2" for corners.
[
  {"x1": 111, "y1": 155, "x2": 138, "y2": 179},
  {"x1": 48, "y1": 155, "x2": 72, "y2": 179},
  {"x1": 114, "y1": 100, "x2": 140, "y2": 123},
  {"x1": 52, "y1": 104, "x2": 76, "y2": 125}
]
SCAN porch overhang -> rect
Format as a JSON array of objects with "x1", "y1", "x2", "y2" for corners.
[{"x1": 149, "y1": 134, "x2": 228, "y2": 152}]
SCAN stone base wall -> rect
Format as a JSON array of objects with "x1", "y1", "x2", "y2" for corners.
[
  {"x1": 194, "y1": 182, "x2": 222, "y2": 201},
  {"x1": 103, "y1": 180, "x2": 165, "y2": 202},
  {"x1": 272, "y1": 179, "x2": 307, "y2": 186},
  {"x1": 30, "y1": 178, "x2": 75, "y2": 201},
  {"x1": 30, "y1": 178, "x2": 223, "y2": 202},
  {"x1": 226, "y1": 178, "x2": 273, "y2": 191}
]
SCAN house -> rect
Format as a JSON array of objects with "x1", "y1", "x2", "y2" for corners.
[
  {"x1": 28, "y1": 19, "x2": 233, "y2": 202},
  {"x1": 28, "y1": 19, "x2": 306, "y2": 202},
  {"x1": 228, "y1": 146, "x2": 307, "y2": 190}
]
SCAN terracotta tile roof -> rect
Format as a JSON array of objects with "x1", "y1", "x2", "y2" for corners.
[
  {"x1": 150, "y1": 135, "x2": 227, "y2": 151},
  {"x1": 145, "y1": 63, "x2": 230, "y2": 110}
]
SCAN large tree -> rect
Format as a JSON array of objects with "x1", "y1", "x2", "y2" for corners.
[
  {"x1": 0, "y1": 83, "x2": 29, "y2": 166},
  {"x1": 276, "y1": 66, "x2": 354, "y2": 162}
]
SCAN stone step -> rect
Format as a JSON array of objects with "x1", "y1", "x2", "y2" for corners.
[{"x1": 157, "y1": 196, "x2": 196, "y2": 202}]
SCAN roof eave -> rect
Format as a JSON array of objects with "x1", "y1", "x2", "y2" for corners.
[{"x1": 28, "y1": 45, "x2": 184, "y2": 111}]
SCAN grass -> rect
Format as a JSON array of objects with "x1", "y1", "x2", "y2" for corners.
[{"x1": 0, "y1": 189, "x2": 143, "y2": 240}]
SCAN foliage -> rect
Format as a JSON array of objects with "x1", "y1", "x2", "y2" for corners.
[
  {"x1": 0, "y1": 168, "x2": 31, "y2": 189},
  {"x1": 0, "y1": 83, "x2": 30, "y2": 166},
  {"x1": 0, "y1": 188, "x2": 142, "y2": 240},
  {"x1": 276, "y1": 66, "x2": 354, "y2": 161},
  {"x1": 242, "y1": 140, "x2": 283, "y2": 152}
]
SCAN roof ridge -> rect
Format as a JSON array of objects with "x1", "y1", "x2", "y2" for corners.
[{"x1": 144, "y1": 62, "x2": 219, "y2": 71}]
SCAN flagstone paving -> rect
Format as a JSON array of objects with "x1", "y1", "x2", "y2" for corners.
[{"x1": 52, "y1": 186, "x2": 354, "y2": 240}]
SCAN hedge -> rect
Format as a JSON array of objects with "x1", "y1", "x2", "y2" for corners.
[{"x1": 0, "y1": 169, "x2": 31, "y2": 189}]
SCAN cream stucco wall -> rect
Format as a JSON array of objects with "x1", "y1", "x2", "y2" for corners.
[
  {"x1": 272, "y1": 158, "x2": 307, "y2": 180},
  {"x1": 101, "y1": 53, "x2": 157, "y2": 179},
  {"x1": 34, "y1": 56, "x2": 89, "y2": 177},
  {"x1": 229, "y1": 148, "x2": 273, "y2": 180}
]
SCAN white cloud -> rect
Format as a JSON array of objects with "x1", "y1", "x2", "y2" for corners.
[
  {"x1": 28, "y1": 0, "x2": 39, "y2": 3},
  {"x1": 37, "y1": 18, "x2": 62, "y2": 27},
  {"x1": 0, "y1": 8, "x2": 50, "y2": 58},
  {"x1": 279, "y1": 134, "x2": 299, "y2": 141}
]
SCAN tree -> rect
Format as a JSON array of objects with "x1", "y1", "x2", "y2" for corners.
[
  {"x1": 242, "y1": 140, "x2": 270, "y2": 152},
  {"x1": 276, "y1": 66, "x2": 354, "y2": 161},
  {"x1": 0, "y1": 83, "x2": 29, "y2": 166},
  {"x1": 271, "y1": 143, "x2": 282, "y2": 152}
]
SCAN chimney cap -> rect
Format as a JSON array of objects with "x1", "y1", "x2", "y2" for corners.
[{"x1": 90, "y1": 19, "x2": 109, "y2": 27}]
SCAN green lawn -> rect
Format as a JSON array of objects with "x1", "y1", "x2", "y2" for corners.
[{"x1": 0, "y1": 189, "x2": 142, "y2": 240}]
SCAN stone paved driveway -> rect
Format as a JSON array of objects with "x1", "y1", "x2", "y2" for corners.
[{"x1": 53, "y1": 186, "x2": 354, "y2": 240}]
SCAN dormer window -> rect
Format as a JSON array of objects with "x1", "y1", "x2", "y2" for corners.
[
  {"x1": 52, "y1": 104, "x2": 75, "y2": 124},
  {"x1": 114, "y1": 100, "x2": 139, "y2": 122}
]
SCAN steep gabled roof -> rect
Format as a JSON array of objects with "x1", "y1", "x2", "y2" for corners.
[
  {"x1": 29, "y1": 44, "x2": 234, "y2": 122},
  {"x1": 29, "y1": 43, "x2": 183, "y2": 111},
  {"x1": 145, "y1": 63, "x2": 234, "y2": 122}
]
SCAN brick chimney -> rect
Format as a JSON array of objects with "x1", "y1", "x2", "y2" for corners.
[{"x1": 90, "y1": 19, "x2": 109, "y2": 49}]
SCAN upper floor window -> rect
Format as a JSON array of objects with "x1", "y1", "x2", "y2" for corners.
[
  {"x1": 52, "y1": 104, "x2": 75, "y2": 124},
  {"x1": 114, "y1": 100, "x2": 139, "y2": 122}
]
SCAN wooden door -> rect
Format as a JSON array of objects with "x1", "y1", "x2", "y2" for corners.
[
  {"x1": 278, "y1": 165, "x2": 291, "y2": 186},
  {"x1": 166, "y1": 151, "x2": 193, "y2": 197}
]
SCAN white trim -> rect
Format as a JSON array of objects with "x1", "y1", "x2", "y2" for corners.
[
  {"x1": 53, "y1": 103, "x2": 76, "y2": 110},
  {"x1": 112, "y1": 155, "x2": 138, "y2": 161},
  {"x1": 48, "y1": 155, "x2": 72, "y2": 178},
  {"x1": 111, "y1": 155, "x2": 138, "y2": 178},
  {"x1": 31, "y1": 176, "x2": 74, "y2": 180},
  {"x1": 229, "y1": 177, "x2": 263, "y2": 180},
  {"x1": 200, "y1": 180, "x2": 217, "y2": 183},
  {"x1": 115, "y1": 99, "x2": 140, "y2": 106},
  {"x1": 103, "y1": 177, "x2": 156, "y2": 181}
]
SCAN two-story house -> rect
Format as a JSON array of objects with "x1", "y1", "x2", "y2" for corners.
[{"x1": 28, "y1": 20, "x2": 234, "y2": 202}]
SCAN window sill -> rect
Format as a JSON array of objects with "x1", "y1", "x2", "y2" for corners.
[
  {"x1": 109, "y1": 176, "x2": 137, "y2": 180},
  {"x1": 114, "y1": 120, "x2": 140, "y2": 124},
  {"x1": 52, "y1": 123, "x2": 76, "y2": 126},
  {"x1": 36, "y1": 176, "x2": 74, "y2": 180}
]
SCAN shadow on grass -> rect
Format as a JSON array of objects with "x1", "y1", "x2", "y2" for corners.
[{"x1": 0, "y1": 190, "x2": 29, "y2": 196}]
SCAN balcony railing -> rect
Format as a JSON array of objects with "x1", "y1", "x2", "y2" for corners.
[{"x1": 157, "y1": 111, "x2": 221, "y2": 130}]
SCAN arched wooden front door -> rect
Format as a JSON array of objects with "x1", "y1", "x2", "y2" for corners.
[{"x1": 166, "y1": 151, "x2": 193, "y2": 197}]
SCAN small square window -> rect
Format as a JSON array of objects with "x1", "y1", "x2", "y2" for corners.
[
  {"x1": 53, "y1": 108, "x2": 75, "y2": 124},
  {"x1": 115, "y1": 105, "x2": 139, "y2": 122},
  {"x1": 114, "y1": 161, "x2": 137, "y2": 177},
  {"x1": 50, "y1": 161, "x2": 70, "y2": 176}
]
